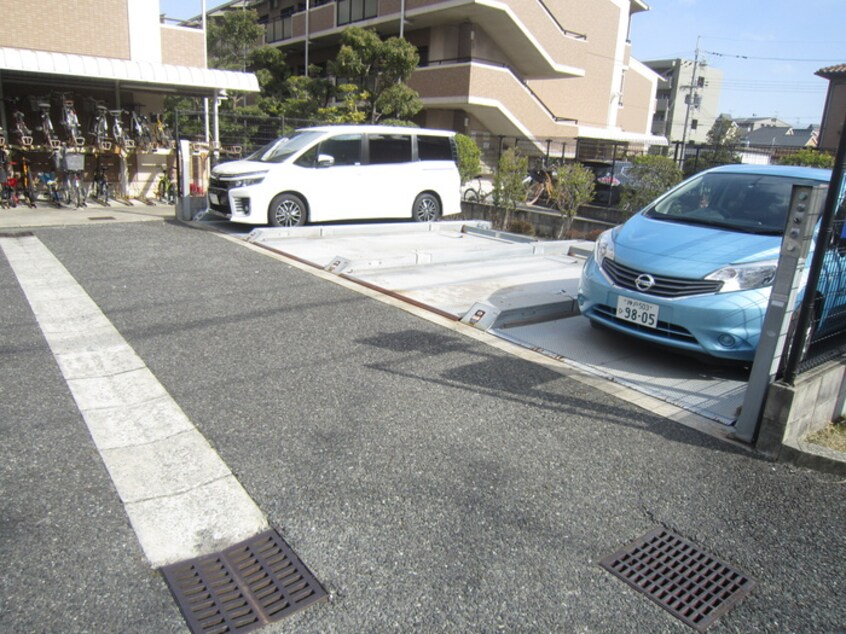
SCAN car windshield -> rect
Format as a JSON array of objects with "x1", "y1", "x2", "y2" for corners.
[
  {"x1": 244, "y1": 131, "x2": 323, "y2": 164},
  {"x1": 644, "y1": 172, "x2": 800, "y2": 234}
]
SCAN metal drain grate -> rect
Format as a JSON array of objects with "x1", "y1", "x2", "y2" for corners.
[
  {"x1": 599, "y1": 528, "x2": 755, "y2": 632},
  {"x1": 161, "y1": 529, "x2": 328, "y2": 634}
]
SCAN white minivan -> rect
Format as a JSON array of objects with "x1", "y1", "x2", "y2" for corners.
[{"x1": 207, "y1": 124, "x2": 461, "y2": 226}]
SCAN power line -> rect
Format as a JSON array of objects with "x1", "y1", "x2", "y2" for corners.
[{"x1": 703, "y1": 49, "x2": 842, "y2": 63}]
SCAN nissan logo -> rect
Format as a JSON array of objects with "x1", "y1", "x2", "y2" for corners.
[{"x1": 635, "y1": 274, "x2": 656, "y2": 292}]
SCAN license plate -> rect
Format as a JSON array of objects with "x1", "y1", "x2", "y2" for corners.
[
  {"x1": 209, "y1": 192, "x2": 220, "y2": 205},
  {"x1": 616, "y1": 296, "x2": 659, "y2": 328}
]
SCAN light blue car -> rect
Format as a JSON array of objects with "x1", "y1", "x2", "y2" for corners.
[{"x1": 578, "y1": 164, "x2": 845, "y2": 362}]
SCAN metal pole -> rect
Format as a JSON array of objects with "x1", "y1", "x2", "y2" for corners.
[
  {"x1": 304, "y1": 0, "x2": 310, "y2": 76},
  {"x1": 400, "y1": 0, "x2": 406, "y2": 39},
  {"x1": 201, "y1": 0, "x2": 207, "y2": 67}
]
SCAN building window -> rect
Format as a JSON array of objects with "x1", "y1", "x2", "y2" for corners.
[
  {"x1": 691, "y1": 119, "x2": 699, "y2": 130},
  {"x1": 337, "y1": 0, "x2": 377, "y2": 26}
]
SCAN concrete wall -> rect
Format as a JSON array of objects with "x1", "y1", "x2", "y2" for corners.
[{"x1": 757, "y1": 360, "x2": 846, "y2": 474}]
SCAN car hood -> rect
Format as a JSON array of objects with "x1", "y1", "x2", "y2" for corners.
[
  {"x1": 212, "y1": 161, "x2": 268, "y2": 176},
  {"x1": 613, "y1": 213, "x2": 782, "y2": 277}
]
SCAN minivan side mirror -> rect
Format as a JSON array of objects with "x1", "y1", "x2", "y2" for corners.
[{"x1": 317, "y1": 154, "x2": 335, "y2": 168}]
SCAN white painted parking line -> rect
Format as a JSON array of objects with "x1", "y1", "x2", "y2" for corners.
[{"x1": 1, "y1": 235, "x2": 268, "y2": 568}]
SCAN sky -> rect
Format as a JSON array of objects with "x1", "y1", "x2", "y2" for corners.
[
  {"x1": 160, "y1": 0, "x2": 845, "y2": 128},
  {"x1": 629, "y1": 0, "x2": 845, "y2": 128}
]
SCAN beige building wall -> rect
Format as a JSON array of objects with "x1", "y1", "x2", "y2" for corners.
[
  {"x1": 161, "y1": 26, "x2": 207, "y2": 68},
  {"x1": 526, "y1": 0, "x2": 623, "y2": 128},
  {"x1": 618, "y1": 61, "x2": 657, "y2": 134},
  {"x1": 0, "y1": 0, "x2": 131, "y2": 59}
]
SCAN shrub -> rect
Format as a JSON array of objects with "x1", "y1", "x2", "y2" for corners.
[
  {"x1": 779, "y1": 148, "x2": 835, "y2": 168},
  {"x1": 454, "y1": 133, "x2": 482, "y2": 185},
  {"x1": 550, "y1": 162, "x2": 595, "y2": 239},
  {"x1": 620, "y1": 155, "x2": 683, "y2": 213},
  {"x1": 492, "y1": 148, "x2": 529, "y2": 230}
]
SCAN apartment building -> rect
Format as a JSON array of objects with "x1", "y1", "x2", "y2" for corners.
[
  {"x1": 250, "y1": 0, "x2": 665, "y2": 151},
  {"x1": 644, "y1": 58, "x2": 723, "y2": 146}
]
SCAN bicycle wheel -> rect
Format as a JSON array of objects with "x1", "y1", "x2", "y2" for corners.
[{"x1": 526, "y1": 181, "x2": 545, "y2": 205}]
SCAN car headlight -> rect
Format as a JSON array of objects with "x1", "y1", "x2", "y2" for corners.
[
  {"x1": 594, "y1": 229, "x2": 616, "y2": 265},
  {"x1": 705, "y1": 260, "x2": 778, "y2": 292},
  {"x1": 221, "y1": 171, "x2": 267, "y2": 188}
]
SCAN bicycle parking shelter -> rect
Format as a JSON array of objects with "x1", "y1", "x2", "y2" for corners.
[{"x1": 0, "y1": 46, "x2": 258, "y2": 206}]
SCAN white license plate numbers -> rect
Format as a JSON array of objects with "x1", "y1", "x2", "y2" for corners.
[
  {"x1": 616, "y1": 297, "x2": 659, "y2": 328},
  {"x1": 209, "y1": 192, "x2": 220, "y2": 205}
]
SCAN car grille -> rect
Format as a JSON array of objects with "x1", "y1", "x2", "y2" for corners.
[
  {"x1": 209, "y1": 175, "x2": 228, "y2": 191},
  {"x1": 601, "y1": 259, "x2": 722, "y2": 298}
]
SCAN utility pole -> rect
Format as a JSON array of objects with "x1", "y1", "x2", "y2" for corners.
[{"x1": 679, "y1": 36, "x2": 700, "y2": 165}]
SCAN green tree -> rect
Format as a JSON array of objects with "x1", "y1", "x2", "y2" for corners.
[
  {"x1": 329, "y1": 27, "x2": 422, "y2": 123},
  {"x1": 550, "y1": 163, "x2": 595, "y2": 238},
  {"x1": 684, "y1": 115, "x2": 741, "y2": 175},
  {"x1": 779, "y1": 148, "x2": 835, "y2": 168},
  {"x1": 207, "y1": 8, "x2": 264, "y2": 72},
  {"x1": 620, "y1": 155, "x2": 683, "y2": 213},
  {"x1": 492, "y1": 148, "x2": 528, "y2": 230},
  {"x1": 248, "y1": 46, "x2": 290, "y2": 101},
  {"x1": 454, "y1": 134, "x2": 481, "y2": 185}
]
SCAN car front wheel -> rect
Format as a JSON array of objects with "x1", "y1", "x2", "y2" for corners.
[{"x1": 268, "y1": 193, "x2": 306, "y2": 227}]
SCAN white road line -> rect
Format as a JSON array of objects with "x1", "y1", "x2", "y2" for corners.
[{"x1": 1, "y1": 234, "x2": 269, "y2": 568}]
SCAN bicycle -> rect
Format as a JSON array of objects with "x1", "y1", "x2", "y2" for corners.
[
  {"x1": 110, "y1": 109, "x2": 134, "y2": 151},
  {"x1": 525, "y1": 167, "x2": 558, "y2": 209},
  {"x1": 32, "y1": 97, "x2": 61, "y2": 150},
  {"x1": 462, "y1": 174, "x2": 494, "y2": 203},
  {"x1": 88, "y1": 100, "x2": 111, "y2": 151},
  {"x1": 18, "y1": 156, "x2": 37, "y2": 207},
  {"x1": 7, "y1": 98, "x2": 33, "y2": 148},
  {"x1": 151, "y1": 113, "x2": 173, "y2": 149},
  {"x1": 61, "y1": 150, "x2": 87, "y2": 208},
  {"x1": 58, "y1": 92, "x2": 85, "y2": 146},
  {"x1": 156, "y1": 164, "x2": 176, "y2": 204},
  {"x1": 129, "y1": 108, "x2": 154, "y2": 151},
  {"x1": 36, "y1": 171, "x2": 63, "y2": 208},
  {"x1": 90, "y1": 157, "x2": 112, "y2": 205}
]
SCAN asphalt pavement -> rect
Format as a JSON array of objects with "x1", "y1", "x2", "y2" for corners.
[{"x1": 1, "y1": 210, "x2": 844, "y2": 633}]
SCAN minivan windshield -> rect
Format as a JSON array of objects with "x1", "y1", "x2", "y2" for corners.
[
  {"x1": 245, "y1": 131, "x2": 323, "y2": 163},
  {"x1": 645, "y1": 172, "x2": 799, "y2": 234}
]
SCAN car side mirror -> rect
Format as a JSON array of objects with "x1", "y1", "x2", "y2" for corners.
[{"x1": 317, "y1": 154, "x2": 335, "y2": 168}]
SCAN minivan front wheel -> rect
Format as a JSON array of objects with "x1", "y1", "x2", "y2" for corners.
[
  {"x1": 412, "y1": 192, "x2": 441, "y2": 222},
  {"x1": 268, "y1": 193, "x2": 306, "y2": 227}
]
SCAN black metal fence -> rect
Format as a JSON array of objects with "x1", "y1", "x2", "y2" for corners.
[
  {"x1": 671, "y1": 141, "x2": 831, "y2": 175},
  {"x1": 782, "y1": 144, "x2": 846, "y2": 381},
  {"x1": 171, "y1": 110, "x2": 322, "y2": 160},
  {"x1": 466, "y1": 131, "x2": 653, "y2": 172}
]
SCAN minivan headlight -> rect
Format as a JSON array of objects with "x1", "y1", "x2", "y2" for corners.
[
  {"x1": 222, "y1": 171, "x2": 267, "y2": 187},
  {"x1": 594, "y1": 229, "x2": 616, "y2": 265},
  {"x1": 705, "y1": 260, "x2": 778, "y2": 292}
]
